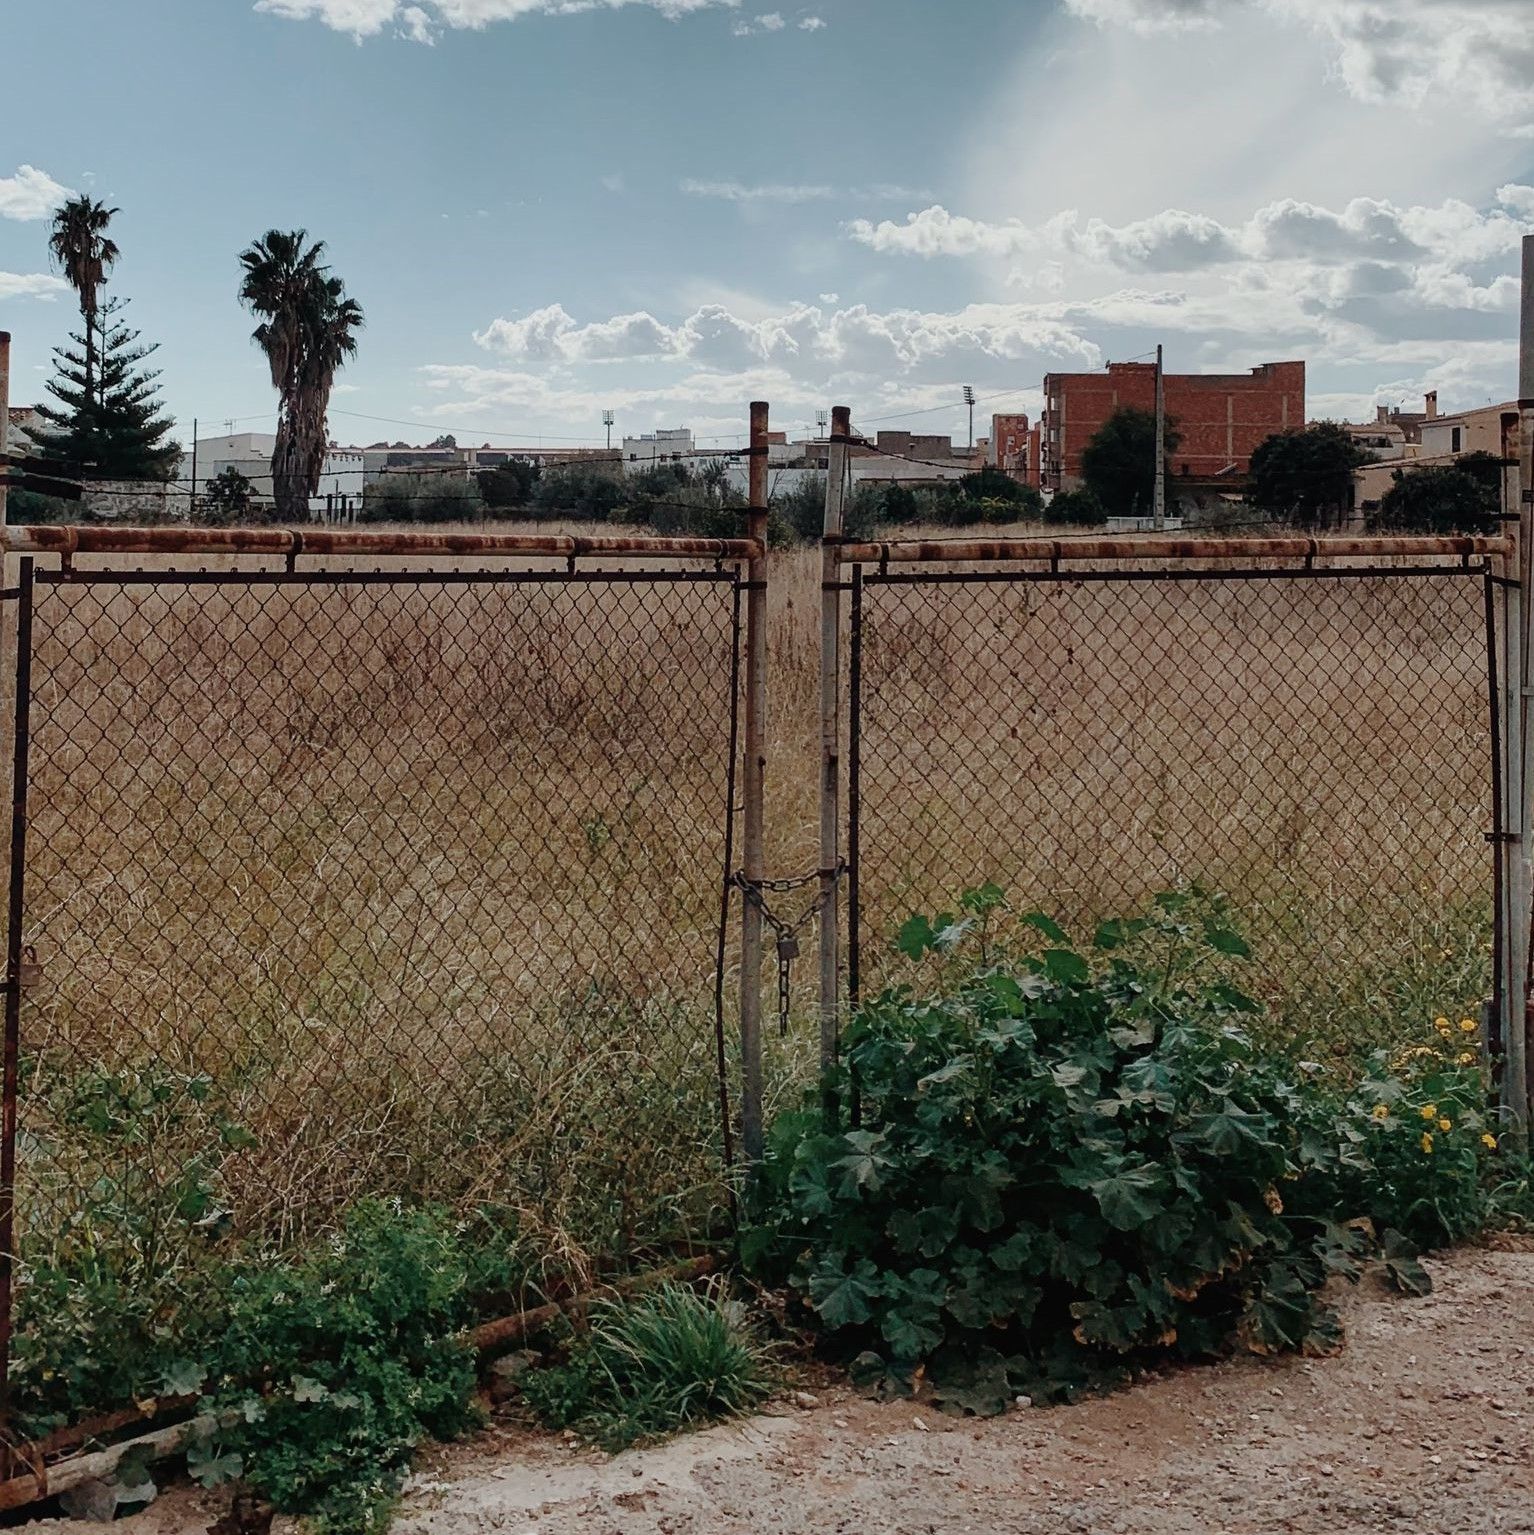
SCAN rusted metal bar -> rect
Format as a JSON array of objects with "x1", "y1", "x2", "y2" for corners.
[
  {"x1": 738, "y1": 404, "x2": 770, "y2": 1172},
  {"x1": 836, "y1": 535, "x2": 1513, "y2": 566},
  {"x1": 846, "y1": 563, "x2": 864, "y2": 1132},
  {"x1": 0, "y1": 525, "x2": 764, "y2": 562}
]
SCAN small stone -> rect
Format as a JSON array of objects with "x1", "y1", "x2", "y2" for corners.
[
  {"x1": 1015, "y1": 1395, "x2": 1034, "y2": 1409},
  {"x1": 913, "y1": 1417, "x2": 929, "y2": 1432},
  {"x1": 792, "y1": 1391, "x2": 820, "y2": 1410}
]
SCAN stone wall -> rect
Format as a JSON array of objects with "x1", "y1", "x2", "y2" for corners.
[{"x1": 79, "y1": 480, "x2": 192, "y2": 522}]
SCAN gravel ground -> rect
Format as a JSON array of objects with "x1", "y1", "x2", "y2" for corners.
[{"x1": 31, "y1": 1242, "x2": 1534, "y2": 1535}]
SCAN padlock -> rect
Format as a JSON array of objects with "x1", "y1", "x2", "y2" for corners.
[
  {"x1": 16, "y1": 946, "x2": 41, "y2": 990},
  {"x1": 777, "y1": 932, "x2": 800, "y2": 963}
]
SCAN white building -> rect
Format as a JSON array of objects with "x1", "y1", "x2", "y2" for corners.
[
  {"x1": 621, "y1": 428, "x2": 695, "y2": 469},
  {"x1": 189, "y1": 431, "x2": 366, "y2": 521}
]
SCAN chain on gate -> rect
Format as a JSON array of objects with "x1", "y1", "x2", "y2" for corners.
[{"x1": 733, "y1": 865, "x2": 847, "y2": 1035}]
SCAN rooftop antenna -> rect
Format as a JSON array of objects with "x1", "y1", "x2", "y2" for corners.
[
  {"x1": 816, "y1": 410, "x2": 829, "y2": 438},
  {"x1": 602, "y1": 409, "x2": 615, "y2": 450}
]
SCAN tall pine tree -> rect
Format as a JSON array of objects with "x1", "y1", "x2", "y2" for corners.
[{"x1": 31, "y1": 297, "x2": 180, "y2": 481}]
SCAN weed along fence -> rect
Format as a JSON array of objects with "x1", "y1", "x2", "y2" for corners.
[
  {"x1": 0, "y1": 386, "x2": 1528, "y2": 1473},
  {"x1": 831, "y1": 535, "x2": 1508, "y2": 1068}
]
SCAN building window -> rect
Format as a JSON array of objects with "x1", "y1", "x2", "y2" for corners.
[{"x1": 1451, "y1": 427, "x2": 1462, "y2": 454}]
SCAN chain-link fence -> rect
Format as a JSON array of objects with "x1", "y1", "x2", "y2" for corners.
[
  {"x1": 846, "y1": 555, "x2": 1500, "y2": 1056},
  {"x1": 2, "y1": 547, "x2": 748, "y2": 1395}
]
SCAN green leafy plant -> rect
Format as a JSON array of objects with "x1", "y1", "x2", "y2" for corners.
[
  {"x1": 520, "y1": 1279, "x2": 772, "y2": 1451},
  {"x1": 197, "y1": 1201, "x2": 497, "y2": 1534},
  {"x1": 747, "y1": 887, "x2": 1508, "y2": 1413}
]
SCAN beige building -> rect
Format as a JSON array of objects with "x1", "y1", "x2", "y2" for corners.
[{"x1": 1353, "y1": 392, "x2": 1516, "y2": 514}]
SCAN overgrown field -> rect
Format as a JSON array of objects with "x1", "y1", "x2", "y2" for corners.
[{"x1": 4, "y1": 528, "x2": 1497, "y2": 1434}]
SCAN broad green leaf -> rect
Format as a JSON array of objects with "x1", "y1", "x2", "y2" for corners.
[
  {"x1": 809, "y1": 1258, "x2": 881, "y2": 1328},
  {"x1": 1020, "y1": 911, "x2": 1069, "y2": 945},
  {"x1": 896, "y1": 915, "x2": 938, "y2": 961},
  {"x1": 292, "y1": 1375, "x2": 330, "y2": 1404},
  {"x1": 1093, "y1": 917, "x2": 1148, "y2": 950},
  {"x1": 1042, "y1": 949, "x2": 1090, "y2": 985},
  {"x1": 1202, "y1": 922, "x2": 1252, "y2": 959},
  {"x1": 1066, "y1": 1162, "x2": 1166, "y2": 1232},
  {"x1": 929, "y1": 1345, "x2": 1012, "y2": 1418},
  {"x1": 160, "y1": 1358, "x2": 207, "y2": 1398},
  {"x1": 960, "y1": 882, "x2": 1007, "y2": 915}
]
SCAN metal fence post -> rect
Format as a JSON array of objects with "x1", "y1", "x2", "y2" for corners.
[
  {"x1": 818, "y1": 406, "x2": 851, "y2": 1123},
  {"x1": 1512, "y1": 235, "x2": 1534, "y2": 1131},
  {"x1": 738, "y1": 402, "x2": 770, "y2": 1171},
  {"x1": 0, "y1": 557, "x2": 32, "y2": 1420}
]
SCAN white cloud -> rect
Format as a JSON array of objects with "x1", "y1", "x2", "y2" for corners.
[
  {"x1": 397, "y1": 5, "x2": 434, "y2": 40},
  {"x1": 0, "y1": 272, "x2": 70, "y2": 301},
  {"x1": 255, "y1": 0, "x2": 736, "y2": 40},
  {"x1": 850, "y1": 190, "x2": 1534, "y2": 292},
  {"x1": 681, "y1": 179, "x2": 835, "y2": 204},
  {"x1": 1064, "y1": 0, "x2": 1534, "y2": 131},
  {"x1": 0, "y1": 165, "x2": 73, "y2": 222},
  {"x1": 799, "y1": 14, "x2": 824, "y2": 29},
  {"x1": 1064, "y1": 0, "x2": 1221, "y2": 33},
  {"x1": 472, "y1": 297, "x2": 1102, "y2": 376}
]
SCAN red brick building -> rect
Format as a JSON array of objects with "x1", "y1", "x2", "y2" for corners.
[
  {"x1": 1038, "y1": 360, "x2": 1305, "y2": 492},
  {"x1": 991, "y1": 413, "x2": 1031, "y2": 479}
]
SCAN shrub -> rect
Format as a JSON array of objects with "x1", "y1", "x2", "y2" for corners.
[
  {"x1": 1043, "y1": 487, "x2": 1107, "y2": 526},
  {"x1": 746, "y1": 889, "x2": 1504, "y2": 1413},
  {"x1": 520, "y1": 1279, "x2": 772, "y2": 1450},
  {"x1": 359, "y1": 473, "x2": 484, "y2": 525}
]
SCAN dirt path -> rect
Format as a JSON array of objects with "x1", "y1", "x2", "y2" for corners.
[{"x1": 33, "y1": 1244, "x2": 1534, "y2": 1535}]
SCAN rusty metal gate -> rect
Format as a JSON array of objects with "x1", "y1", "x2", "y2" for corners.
[{"x1": 0, "y1": 527, "x2": 755, "y2": 1428}]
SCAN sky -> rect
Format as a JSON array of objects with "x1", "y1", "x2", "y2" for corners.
[{"x1": 4, "y1": 0, "x2": 1534, "y2": 451}]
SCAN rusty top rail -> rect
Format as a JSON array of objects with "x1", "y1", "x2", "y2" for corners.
[
  {"x1": 836, "y1": 535, "x2": 1513, "y2": 566},
  {"x1": 0, "y1": 525, "x2": 764, "y2": 562}
]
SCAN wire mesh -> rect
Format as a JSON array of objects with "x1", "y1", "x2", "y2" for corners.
[
  {"x1": 848, "y1": 562, "x2": 1498, "y2": 1049},
  {"x1": 9, "y1": 561, "x2": 744, "y2": 1347}
]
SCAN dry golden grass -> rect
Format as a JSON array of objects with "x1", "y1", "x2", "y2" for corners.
[{"x1": 8, "y1": 524, "x2": 1497, "y2": 1283}]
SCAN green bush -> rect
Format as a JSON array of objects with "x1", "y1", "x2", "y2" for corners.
[
  {"x1": 746, "y1": 889, "x2": 1506, "y2": 1412},
  {"x1": 1043, "y1": 487, "x2": 1107, "y2": 526},
  {"x1": 520, "y1": 1279, "x2": 772, "y2": 1450}
]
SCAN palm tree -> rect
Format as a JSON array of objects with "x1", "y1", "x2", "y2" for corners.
[
  {"x1": 48, "y1": 196, "x2": 120, "y2": 408},
  {"x1": 238, "y1": 230, "x2": 363, "y2": 523}
]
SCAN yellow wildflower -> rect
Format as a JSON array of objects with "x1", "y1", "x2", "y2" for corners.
[
  {"x1": 1438, "y1": 1117, "x2": 1452, "y2": 1133},
  {"x1": 1434, "y1": 1017, "x2": 1449, "y2": 1029},
  {"x1": 1482, "y1": 1133, "x2": 1499, "y2": 1151},
  {"x1": 1457, "y1": 1052, "x2": 1477, "y2": 1066},
  {"x1": 1420, "y1": 1104, "x2": 1437, "y2": 1121},
  {"x1": 1371, "y1": 1104, "x2": 1390, "y2": 1122},
  {"x1": 1459, "y1": 1018, "x2": 1478, "y2": 1034},
  {"x1": 1435, "y1": 1020, "x2": 1453, "y2": 1037},
  {"x1": 1421, "y1": 1132, "x2": 1435, "y2": 1154}
]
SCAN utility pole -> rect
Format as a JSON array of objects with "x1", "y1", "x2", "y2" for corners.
[
  {"x1": 962, "y1": 385, "x2": 976, "y2": 453},
  {"x1": 602, "y1": 410, "x2": 614, "y2": 451},
  {"x1": 1153, "y1": 344, "x2": 1166, "y2": 532},
  {"x1": 189, "y1": 418, "x2": 197, "y2": 521}
]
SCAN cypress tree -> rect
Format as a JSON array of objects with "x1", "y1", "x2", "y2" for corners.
[{"x1": 31, "y1": 297, "x2": 180, "y2": 482}]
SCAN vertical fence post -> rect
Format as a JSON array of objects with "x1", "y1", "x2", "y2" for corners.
[
  {"x1": 0, "y1": 333, "x2": 12, "y2": 1427},
  {"x1": 738, "y1": 402, "x2": 770, "y2": 1172},
  {"x1": 0, "y1": 558, "x2": 29, "y2": 1424},
  {"x1": 818, "y1": 407, "x2": 851, "y2": 1124},
  {"x1": 1512, "y1": 236, "x2": 1534, "y2": 1131}
]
